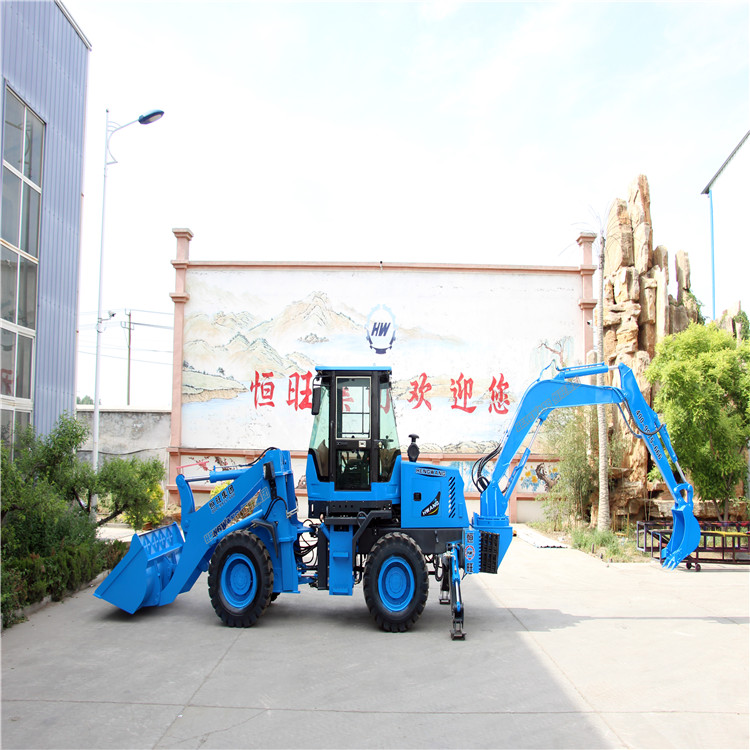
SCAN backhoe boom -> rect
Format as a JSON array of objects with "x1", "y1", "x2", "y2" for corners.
[{"x1": 474, "y1": 362, "x2": 700, "y2": 569}]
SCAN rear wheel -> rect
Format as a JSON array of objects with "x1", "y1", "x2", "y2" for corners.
[
  {"x1": 208, "y1": 530, "x2": 273, "y2": 627},
  {"x1": 363, "y1": 532, "x2": 429, "y2": 632}
]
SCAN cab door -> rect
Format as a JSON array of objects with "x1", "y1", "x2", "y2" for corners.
[{"x1": 334, "y1": 375, "x2": 374, "y2": 491}]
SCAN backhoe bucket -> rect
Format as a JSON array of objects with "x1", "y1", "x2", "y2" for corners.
[
  {"x1": 95, "y1": 523, "x2": 184, "y2": 614},
  {"x1": 661, "y1": 503, "x2": 702, "y2": 570}
]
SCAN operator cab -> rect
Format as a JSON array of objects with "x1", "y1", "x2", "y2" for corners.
[{"x1": 308, "y1": 367, "x2": 400, "y2": 496}]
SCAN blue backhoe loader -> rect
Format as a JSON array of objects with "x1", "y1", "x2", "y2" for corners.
[{"x1": 95, "y1": 362, "x2": 701, "y2": 638}]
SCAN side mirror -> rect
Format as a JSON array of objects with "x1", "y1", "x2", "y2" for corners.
[
  {"x1": 311, "y1": 381, "x2": 321, "y2": 416},
  {"x1": 407, "y1": 434, "x2": 420, "y2": 463}
]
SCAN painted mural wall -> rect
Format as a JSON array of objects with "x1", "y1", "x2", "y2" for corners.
[{"x1": 179, "y1": 264, "x2": 583, "y2": 457}]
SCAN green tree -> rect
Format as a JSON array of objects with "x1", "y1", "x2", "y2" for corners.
[
  {"x1": 645, "y1": 323, "x2": 750, "y2": 522},
  {"x1": 540, "y1": 404, "x2": 627, "y2": 531},
  {"x1": 541, "y1": 407, "x2": 596, "y2": 529},
  {"x1": 1, "y1": 414, "x2": 166, "y2": 530},
  {"x1": 97, "y1": 456, "x2": 165, "y2": 530},
  {"x1": 0, "y1": 415, "x2": 156, "y2": 627},
  {"x1": 2, "y1": 416, "x2": 98, "y2": 524}
]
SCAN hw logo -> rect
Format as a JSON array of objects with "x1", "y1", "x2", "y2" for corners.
[{"x1": 366, "y1": 305, "x2": 396, "y2": 354}]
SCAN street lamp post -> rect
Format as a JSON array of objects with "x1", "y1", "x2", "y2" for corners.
[
  {"x1": 91, "y1": 108, "x2": 163, "y2": 510},
  {"x1": 701, "y1": 128, "x2": 750, "y2": 320}
]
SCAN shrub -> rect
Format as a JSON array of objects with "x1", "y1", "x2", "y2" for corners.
[
  {"x1": 101, "y1": 539, "x2": 129, "y2": 570},
  {"x1": 97, "y1": 456, "x2": 165, "y2": 530},
  {"x1": 570, "y1": 527, "x2": 644, "y2": 562},
  {"x1": 1, "y1": 566, "x2": 26, "y2": 628},
  {"x1": 0, "y1": 414, "x2": 157, "y2": 629},
  {"x1": 646, "y1": 323, "x2": 750, "y2": 522},
  {"x1": 0, "y1": 539, "x2": 128, "y2": 628},
  {"x1": 540, "y1": 407, "x2": 596, "y2": 529}
]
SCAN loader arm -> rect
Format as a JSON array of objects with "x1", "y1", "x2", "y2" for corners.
[
  {"x1": 95, "y1": 449, "x2": 305, "y2": 614},
  {"x1": 475, "y1": 362, "x2": 700, "y2": 569}
]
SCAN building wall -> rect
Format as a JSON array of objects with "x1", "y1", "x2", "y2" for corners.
[
  {"x1": 76, "y1": 406, "x2": 171, "y2": 471},
  {"x1": 167, "y1": 230, "x2": 596, "y2": 519},
  {"x1": 1, "y1": 0, "x2": 89, "y2": 437}
]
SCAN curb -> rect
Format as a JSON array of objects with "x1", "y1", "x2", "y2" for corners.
[{"x1": 9, "y1": 570, "x2": 110, "y2": 627}]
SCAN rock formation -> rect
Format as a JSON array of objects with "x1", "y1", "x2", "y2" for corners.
[{"x1": 594, "y1": 174, "x2": 701, "y2": 523}]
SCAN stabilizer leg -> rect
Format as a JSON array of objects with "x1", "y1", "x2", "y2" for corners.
[
  {"x1": 444, "y1": 545, "x2": 465, "y2": 640},
  {"x1": 439, "y1": 556, "x2": 450, "y2": 606}
]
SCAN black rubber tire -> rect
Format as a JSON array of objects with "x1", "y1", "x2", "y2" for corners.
[
  {"x1": 363, "y1": 532, "x2": 429, "y2": 632},
  {"x1": 208, "y1": 530, "x2": 274, "y2": 627}
]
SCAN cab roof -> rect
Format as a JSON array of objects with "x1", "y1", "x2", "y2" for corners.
[{"x1": 315, "y1": 366, "x2": 392, "y2": 373}]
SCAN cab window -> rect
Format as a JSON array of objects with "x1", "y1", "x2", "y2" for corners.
[
  {"x1": 378, "y1": 380, "x2": 399, "y2": 481},
  {"x1": 308, "y1": 381, "x2": 330, "y2": 480}
]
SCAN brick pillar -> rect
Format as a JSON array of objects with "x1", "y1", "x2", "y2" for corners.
[
  {"x1": 577, "y1": 231, "x2": 597, "y2": 360},
  {"x1": 168, "y1": 228, "x2": 192, "y2": 504}
]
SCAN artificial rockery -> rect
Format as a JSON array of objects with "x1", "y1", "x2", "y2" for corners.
[{"x1": 592, "y1": 174, "x2": 743, "y2": 525}]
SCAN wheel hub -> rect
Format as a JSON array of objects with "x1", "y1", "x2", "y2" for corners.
[
  {"x1": 221, "y1": 553, "x2": 257, "y2": 608},
  {"x1": 378, "y1": 556, "x2": 415, "y2": 613}
]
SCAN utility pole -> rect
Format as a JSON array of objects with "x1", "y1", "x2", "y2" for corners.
[
  {"x1": 596, "y1": 232, "x2": 610, "y2": 531},
  {"x1": 126, "y1": 310, "x2": 132, "y2": 406}
]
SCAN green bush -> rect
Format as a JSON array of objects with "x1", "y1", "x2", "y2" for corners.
[
  {"x1": 540, "y1": 407, "x2": 596, "y2": 529},
  {"x1": 0, "y1": 539, "x2": 128, "y2": 628},
  {"x1": 646, "y1": 323, "x2": 750, "y2": 522},
  {"x1": 97, "y1": 456, "x2": 165, "y2": 530},
  {"x1": 101, "y1": 539, "x2": 129, "y2": 571},
  {"x1": 570, "y1": 527, "x2": 644, "y2": 562},
  {"x1": 1, "y1": 566, "x2": 26, "y2": 628},
  {"x1": 1, "y1": 414, "x2": 158, "y2": 629}
]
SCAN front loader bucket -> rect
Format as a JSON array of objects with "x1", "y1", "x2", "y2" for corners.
[
  {"x1": 95, "y1": 523, "x2": 184, "y2": 614},
  {"x1": 661, "y1": 504, "x2": 702, "y2": 570}
]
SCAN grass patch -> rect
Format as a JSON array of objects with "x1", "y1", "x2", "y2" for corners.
[
  {"x1": 570, "y1": 527, "x2": 646, "y2": 562},
  {"x1": 529, "y1": 521, "x2": 648, "y2": 562}
]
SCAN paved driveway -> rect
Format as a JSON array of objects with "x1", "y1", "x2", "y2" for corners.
[{"x1": 2, "y1": 531, "x2": 747, "y2": 749}]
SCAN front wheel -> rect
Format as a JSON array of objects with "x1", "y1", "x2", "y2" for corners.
[
  {"x1": 208, "y1": 530, "x2": 273, "y2": 627},
  {"x1": 363, "y1": 532, "x2": 429, "y2": 632}
]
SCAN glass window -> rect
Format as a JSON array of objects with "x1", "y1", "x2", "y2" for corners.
[
  {"x1": 1, "y1": 408, "x2": 12, "y2": 448},
  {"x1": 1, "y1": 166, "x2": 21, "y2": 246},
  {"x1": 0, "y1": 408, "x2": 31, "y2": 453},
  {"x1": 336, "y1": 447, "x2": 370, "y2": 489},
  {"x1": 14, "y1": 409, "x2": 30, "y2": 439},
  {"x1": 336, "y1": 377, "x2": 371, "y2": 439},
  {"x1": 379, "y1": 380, "x2": 400, "y2": 481},
  {"x1": 18, "y1": 257, "x2": 37, "y2": 329},
  {"x1": 3, "y1": 91, "x2": 23, "y2": 171},
  {"x1": 15, "y1": 334, "x2": 32, "y2": 399},
  {"x1": 1, "y1": 246, "x2": 18, "y2": 323},
  {"x1": 1, "y1": 87, "x2": 42, "y2": 428},
  {"x1": 21, "y1": 183, "x2": 40, "y2": 257},
  {"x1": 1, "y1": 329, "x2": 15, "y2": 396},
  {"x1": 308, "y1": 382, "x2": 330, "y2": 480},
  {"x1": 25, "y1": 110, "x2": 44, "y2": 185}
]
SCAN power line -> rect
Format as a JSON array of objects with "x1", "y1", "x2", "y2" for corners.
[
  {"x1": 79, "y1": 308, "x2": 173, "y2": 317},
  {"x1": 79, "y1": 345, "x2": 172, "y2": 354},
  {"x1": 77, "y1": 350, "x2": 172, "y2": 366}
]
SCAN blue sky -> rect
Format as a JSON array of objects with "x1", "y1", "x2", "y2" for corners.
[{"x1": 63, "y1": 1, "x2": 749, "y2": 407}]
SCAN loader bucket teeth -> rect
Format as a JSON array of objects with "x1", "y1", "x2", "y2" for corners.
[
  {"x1": 95, "y1": 523, "x2": 184, "y2": 614},
  {"x1": 661, "y1": 504, "x2": 702, "y2": 570}
]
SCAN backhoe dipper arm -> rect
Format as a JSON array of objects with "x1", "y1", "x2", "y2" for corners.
[{"x1": 476, "y1": 362, "x2": 700, "y2": 569}]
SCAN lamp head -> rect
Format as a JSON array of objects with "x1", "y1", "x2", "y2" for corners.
[{"x1": 138, "y1": 110, "x2": 164, "y2": 125}]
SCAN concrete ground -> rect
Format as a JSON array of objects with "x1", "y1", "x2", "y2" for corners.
[{"x1": 1, "y1": 527, "x2": 747, "y2": 750}]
